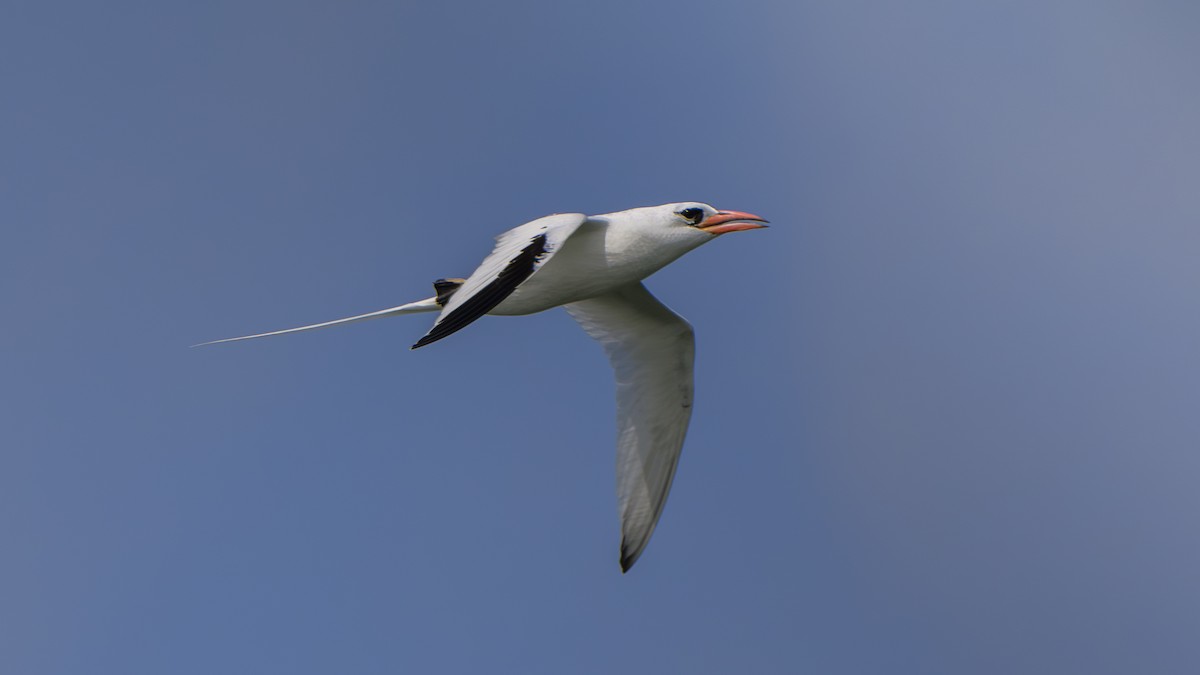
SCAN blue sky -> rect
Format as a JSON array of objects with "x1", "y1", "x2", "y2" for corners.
[{"x1": 3, "y1": 1, "x2": 1199, "y2": 673}]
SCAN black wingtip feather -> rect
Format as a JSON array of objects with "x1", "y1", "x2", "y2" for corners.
[
  {"x1": 411, "y1": 234, "x2": 548, "y2": 350},
  {"x1": 620, "y1": 540, "x2": 637, "y2": 573}
]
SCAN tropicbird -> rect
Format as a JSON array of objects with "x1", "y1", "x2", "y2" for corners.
[{"x1": 200, "y1": 202, "x2": 768, "y2": 571}]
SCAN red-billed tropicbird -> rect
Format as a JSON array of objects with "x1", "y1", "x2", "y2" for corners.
[{"x1": 200, "y1": 202, "x2": 768, "y2": 571}]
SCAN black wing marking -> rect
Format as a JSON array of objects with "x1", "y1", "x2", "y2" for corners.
[
  {"x1": 411, "y1": 234, "x2": 548, "y2": 349},
  {"x1": 432, "y1": 278, "x2": 466, "y2": 307}
]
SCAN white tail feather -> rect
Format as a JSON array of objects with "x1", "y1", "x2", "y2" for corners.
[{"x1": 193, "y1": 297, "x2": 441, "y2": 347}]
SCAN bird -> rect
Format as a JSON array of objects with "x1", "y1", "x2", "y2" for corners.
[{"x1": 199, "y1": 202, "x2": 768, "y2": 571}]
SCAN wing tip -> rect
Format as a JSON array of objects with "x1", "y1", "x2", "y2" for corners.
[
  {"x1": 410, "y1": 333, "x2": 436, "y2": 350},
  {"x1": 619, "y1": 539, "x2": 642, "y2": 573}
]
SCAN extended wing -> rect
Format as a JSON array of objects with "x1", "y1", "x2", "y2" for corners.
[
  {"x1": 565, "y1": 283, "x2": 695, "y2": 572},
  {"x1": 411, "y1": 212, "x2": 588, "y2": 349}
]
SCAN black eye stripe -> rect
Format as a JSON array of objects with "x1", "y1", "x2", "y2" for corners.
[{"x1": 678, "y1": 208, "x2": 704, "y2": 225}]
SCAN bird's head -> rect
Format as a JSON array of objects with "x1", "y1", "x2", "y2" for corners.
[
  {"x1": 662, "y1": 202, "x2": 769, "y2": 236},
  {"x1": 600, "y1": 202, "x2": 768, "y2": 268},
  {"x1": 629, "y1": 202, "x2": 769, "y2": 251}
]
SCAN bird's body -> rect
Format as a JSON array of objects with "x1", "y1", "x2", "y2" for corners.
[
  {"x1": 487, "y1": 220, "x2": 643, "y2": 315},
  {"x1": 200, "y1": 202, "x2": 767, "y2": 571},
  {"x1": 493, "y1": 208, "x2": 713, "y2": 314}
]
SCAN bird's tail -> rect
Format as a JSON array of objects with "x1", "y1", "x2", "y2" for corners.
[{"x1": 192, "y1": 296, "x2": 442, "y2": 347}]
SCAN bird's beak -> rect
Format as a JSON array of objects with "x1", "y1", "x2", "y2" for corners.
[{"x1": 699, "y1": 210, "x2": 770, "y2": 235}]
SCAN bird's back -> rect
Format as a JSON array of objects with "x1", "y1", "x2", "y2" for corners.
[{"x1": 490, "y1": 215, "x2": 703, "y2": 316}]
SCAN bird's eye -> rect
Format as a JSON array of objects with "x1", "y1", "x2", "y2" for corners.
[{"x1": 678, "y1": 207, "x2": 705, "y2": 225}]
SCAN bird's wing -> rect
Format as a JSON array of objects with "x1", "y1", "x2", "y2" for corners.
[
  {"x1": 412, "y1": 212, "x2": 588, "y2": 349},
  {"x1": 565, "y1": 283, "x2": 695, "y2": 572}
]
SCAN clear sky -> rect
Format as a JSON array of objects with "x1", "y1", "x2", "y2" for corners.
[{"x1": 3, "y1": 1, "x2": 1199, "y2": 673}]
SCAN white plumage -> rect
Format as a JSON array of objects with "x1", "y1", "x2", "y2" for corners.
[{"x1": 200, "y1": 202, "x2": 767, "y2": 571}]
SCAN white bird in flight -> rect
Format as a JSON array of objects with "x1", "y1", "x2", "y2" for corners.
[{"x1": 200, "y1": 202, "x2": 768, "y2": 571}]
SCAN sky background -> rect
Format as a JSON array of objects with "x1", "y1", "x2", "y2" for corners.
[{"x1": 3, "y1": 1, "x2": 1199, "y2": 673}]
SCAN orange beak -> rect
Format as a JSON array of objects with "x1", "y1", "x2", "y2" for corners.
[{"x1": 699, "y1": 210, "x2": 769, "y2": 235}]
